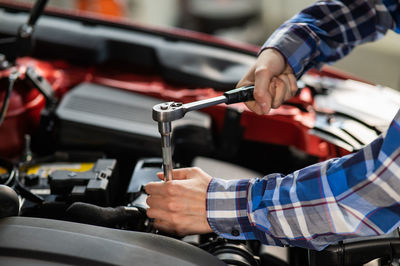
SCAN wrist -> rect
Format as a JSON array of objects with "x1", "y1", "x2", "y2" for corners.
[
  {"x1": 206, "y1": 178, "x2": 253, "y2": 240},
  {"x1": 259, "y1": 47, "x2": 292, "y2": 75}
]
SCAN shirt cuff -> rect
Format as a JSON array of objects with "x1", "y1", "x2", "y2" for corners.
[
  {"x1": 261, "y1": 23, "x2": 322, "y2": 79},
  {"x1": 206, "y1": 178, "x2": 252, "y2": 240},
  {"x1": 206, "y1": 178, "x2": 280, "y2": 245}
]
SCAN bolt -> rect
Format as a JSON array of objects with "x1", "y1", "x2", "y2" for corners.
[
  {"x1": 160, "y1": 103, "x2": 173, "y2": 110},
  {"x1": 171, "y1": 102, "x2": 182, "y2": 107}
]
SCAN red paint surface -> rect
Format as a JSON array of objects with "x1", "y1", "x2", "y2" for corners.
[{"x1": 0, "y1": 56, "x2": 352, "y2": 160}]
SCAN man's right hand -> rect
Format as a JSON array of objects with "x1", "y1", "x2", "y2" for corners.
[{"x1": 238, "y1": 48, "x2": 298, "y2": 115}]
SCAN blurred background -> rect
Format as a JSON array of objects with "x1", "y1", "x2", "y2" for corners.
[{"x1": 17, "y1": 0, "x2": 400, "y2": 90}]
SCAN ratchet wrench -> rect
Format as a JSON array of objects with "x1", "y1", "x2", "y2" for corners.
[{"x1": 152, "y1": 85, "x2": 255, "y2": 181}]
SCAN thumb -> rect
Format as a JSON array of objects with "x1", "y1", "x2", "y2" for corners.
[
  {"x1": 157, "y1": 168, "x2": 190, "y2": 181},
  {"x1": 156, "y1": 172, "x2": 164, "y2": 180}
]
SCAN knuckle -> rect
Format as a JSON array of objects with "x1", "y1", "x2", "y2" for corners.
[
  {"x1": 253, "y1": 89, "x2": 266, "y2": 102},
  {"x1": 143, "y1": 184, "x2": 151, "y2": 194},
  {"x1": 170, "y1": 214, "x2": 180, "y2": 225},
  {"x1": 192, "y1": 167, "x2": 202, "y2": 174},
  {"x1": 291, "y1": 86, "x2": 298, "y2": 95},
  {"x1": 173, "y1": 181, "x2": 185, "y2": 194},
  {"x1": 146, "y1": 209, "x2": 155, "y2": 218},
  {"x1": 167, "y1": 200, "x2": 179, "y2": 212},
  {"x1": 275, "y1": 78, "x2": 284, "y2": 89},
  {"x1": 171, "y1": 227, "x2": 180, "y2": 236},
  {"x1": 153, "y1": 219, "x2": 162, "y2": 229},
  {"x1": 145, "y1": 196, "x2": 152, "y2": 206},
  {"x1": 254, "y1": 66, "x2": 270, "y2": 76},
  {"x1": 165, "y1": 182, "x2": 178, "y2": 196},
  {"x1": 253, "y1": 89, "x2": 263, "y2": 98},
  {"x1": 175, "y1": 225, "x2": 184, "y2": 235}
]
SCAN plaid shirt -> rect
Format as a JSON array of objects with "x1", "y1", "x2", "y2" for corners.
[
  {"x1": 206, "y1": 0, "x2": 400, "y2": 251},
  {"x1": 263, "y1": 0, "x2": 399, "y2": 78}
]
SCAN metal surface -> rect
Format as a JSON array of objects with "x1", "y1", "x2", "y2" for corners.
[{"x1": 158, "y1": 121, "x2": 173, "y2": 181}]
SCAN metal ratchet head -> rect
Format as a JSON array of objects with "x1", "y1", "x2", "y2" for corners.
[
  {"x1": 152, "y1": 102, "x2": 186, "y2": 123},
  {"x1": 152, "y1": 85, "x2": 255, "y2": 123}
]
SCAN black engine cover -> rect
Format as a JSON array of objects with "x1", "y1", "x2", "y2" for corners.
[{"x1": 0, "y1": 217, "x2": 225, "y2": 266}]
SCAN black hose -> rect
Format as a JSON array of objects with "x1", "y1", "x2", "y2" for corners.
[{"x1": 309, "y1": 238, "x2": 400, "y2": 266}]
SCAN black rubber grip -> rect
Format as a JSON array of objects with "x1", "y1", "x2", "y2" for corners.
[{"x1": 223, "y1": 85, "x2": 255, "y2": 104}]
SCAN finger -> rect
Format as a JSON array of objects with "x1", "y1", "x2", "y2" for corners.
[
  {"x1": 153, "y1": 215, "x2": 211, "y2": 236},
  {"x1": 272, "y1": 75, "x2": 290, "y2": 108},
  {"x1": 145, "y1": 194, "x2": 163, "y2": 208},
  {"x1": 153, "y1": 219, "x2": 178, "y2": 235},
  {"x1": 254, "y1": 66, "x2": 273, "y2": 114},
  {"x1": 170, "y1": 168, "x2": 191, "y2": 180},
  {"x1": 238, "y1": 65, "x2": 265, "y2": 115},
  {"x1": 146, "y1": 206, "x2": 170, "y2": 220},
  {"x1": 282, "y1": 77, "x2": 293, "y2": 101},
  {"x1": 144, "y1": 181, "x2": 165, "y2": 195},
  {"x1": 287, "y1": 73, "x2": 298, "y2": 97},
  {"x1": 157, "y1": 168, "x2": 194, "y2": 181},
  {"x1": 244, "y1": 101, "x2": 264, "y2": 115},
  {"x1": 283, "y1": 84, "x2": 293, "y2": 102},
  {"x1": 172, "y1": 167, "x2": 208, "y2": 180},
  {"x1": 282, "y1": 64, "x2": 298, "y2": 98},
  {"x1": 146, "y1": 195, "x2": 184, "y2": 213},
  {"x1": 156, "y1": 172, "x2": 164, "y2": 180}
]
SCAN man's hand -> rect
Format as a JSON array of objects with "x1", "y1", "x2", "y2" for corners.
[
  {"x1": 145, "y1": 167, "x2": 213, "y2": 236},
  {"x1": 238, "y1": 48, "x2": 298, "y2": 115}
]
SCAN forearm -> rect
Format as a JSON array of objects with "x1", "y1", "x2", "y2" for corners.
[
  {"x1": 207, "y1": 109, "x2": 400, "y2": 250},
  {"x1": 263, "y1": 0, "x2": 395, "y2": 78}
]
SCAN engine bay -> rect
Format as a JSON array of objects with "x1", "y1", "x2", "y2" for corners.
[{"x1": 0, "y1": 1, "x2": 400, "y2": 265}]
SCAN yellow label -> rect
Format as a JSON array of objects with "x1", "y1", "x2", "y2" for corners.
[
  {"x1": 27, "y1": 162, "x2": 94, "y2": 178},
  {"x1": 0, "y1": 167, "x2": 7, "y2": 175}
]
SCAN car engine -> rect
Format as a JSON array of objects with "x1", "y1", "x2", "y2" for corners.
[{"x1": 0, "y1": 1, "x2": 400, "y2": 265}]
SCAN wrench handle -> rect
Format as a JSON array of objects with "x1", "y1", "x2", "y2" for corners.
[{"x1": 223, "y1": 85, "x2": 255, "y2": 104}]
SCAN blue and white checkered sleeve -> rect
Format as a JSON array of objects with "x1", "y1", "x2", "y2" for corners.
[
  {"x1": 207, "y1": 109, "x2": 400, "y2": 251},
  {"x1": 206, "y1": 178, "x2": 284, "y2": 246},
  {"x1": 262, "y1": 0, "x2": 395, "y2": 78}
]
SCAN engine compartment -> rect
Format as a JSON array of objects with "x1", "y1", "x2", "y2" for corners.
[{"x1": 0, "y1": 1, "x2": 400, "y2": 265}]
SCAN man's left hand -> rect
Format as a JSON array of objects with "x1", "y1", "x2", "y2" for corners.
[{"x1": 145, "y1": 167, "x2": 213, "y2": 236}]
